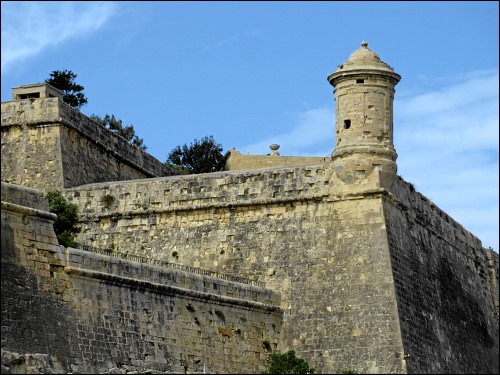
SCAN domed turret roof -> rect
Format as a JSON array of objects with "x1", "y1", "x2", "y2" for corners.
[
  {"x1": 328, "y1": 41, "x2": 400, "y2": 84},
  {"x1": 338, "y1": 41, "x2": 395, "y2": 72}
]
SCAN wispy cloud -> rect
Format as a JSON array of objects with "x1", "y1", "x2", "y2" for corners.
[
  {"x1": 240, "y1": 107, "x2": 334, "y2": 157},
  {"x1": 395, "y1": 68, "x2": 499, "y2": 250},
  {"x1": 1, "y1": 1, "x2": 117, "y2": 72},
  {"x1": 201, "y1": 29, "x2": 262, "y2": 51},
  {"x1": 240, "y1": 69, "x2": 499, "y2": 251}
]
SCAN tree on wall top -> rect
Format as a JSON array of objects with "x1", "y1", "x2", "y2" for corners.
[
  {"x1": 166, "y1": 135, "x2": 225, "y2": 174},
  {"x1": 46, "y1": 70, "x2": 147, "y2": 150},
  {"x1": 90, "y1": 113, "x2": 147, "y2": 150},
  {"x1": 45, "y1": 69, "x2": 88, "y2": 109}
]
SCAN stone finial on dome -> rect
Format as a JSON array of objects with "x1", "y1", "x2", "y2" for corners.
[{"x1": 361, "y1": 40, "x2": 368, "y2": 48}]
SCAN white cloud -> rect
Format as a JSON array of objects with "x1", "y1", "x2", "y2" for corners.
[
  {"x1": 240, "y1": 69, "x2": 499, "y2": 251},
  {"x1": 240, "y1": 107, "x2": 335, "y2": 157},
  {"x1": 395, "y1": 69, "x2": 499, "y2": 251},
  {"x1": 1, "y1": 1, "x2": 117, "y2": 72}
]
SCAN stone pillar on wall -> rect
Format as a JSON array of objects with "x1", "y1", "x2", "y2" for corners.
[{"x1": 328, "y1": 41, "x2": 401, "y2": 188}]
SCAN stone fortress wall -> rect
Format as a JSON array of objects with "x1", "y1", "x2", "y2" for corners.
[
  {"x1": 1, "y1": 181, "x2": 282, "y2": 374},
  {"x1": 62, "y1": 160, "x2": 499, "y2": 374},
  {"x1": 63, "y1": 162, "x2": 409, "y2": 373},
  {"x1": 1, "y1": 42, "x2": 498, "y2": 374}
]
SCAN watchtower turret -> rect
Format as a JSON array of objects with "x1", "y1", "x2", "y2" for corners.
[{"x1": 328, "y1": 41, "x2": 401, "y2": 187}]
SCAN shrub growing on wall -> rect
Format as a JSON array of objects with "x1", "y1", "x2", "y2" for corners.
[
  {"x1": 261, "y1": 350, "x2": 314, "y2": 374},
  {"x1": 45, "y1": 191, "x2": 81, "y2": 247}
]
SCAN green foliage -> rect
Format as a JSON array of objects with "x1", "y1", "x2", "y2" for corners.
[
  {"x1": 341, "y1": 369, "x2": 358, "y2": 374},
  {"x1": 165, "y1": 163, "x2": 191, "y2": 175},
  {"x1": 261, "y1": 350, "x2": 314, "y2": 374},
  {"x1": 45, "y1": 191, "x2": 81, "y2": 247},
  {"x1": 45, "y1": 69, "x2": 88, "y2": 109},
  {"x1": 166, "y1": 135, "x2": 224, "y2": 174},
  {"x1": 90, "y1": 114, "x2": 147, "y2": 150}
]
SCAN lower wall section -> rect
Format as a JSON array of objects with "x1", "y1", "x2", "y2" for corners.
[
  {"x1": 1, "y1": 182, "x2": 283, "y2": 374},
  {"x1": 63, "y1": 248, "x2": 282, "y2": 374}
]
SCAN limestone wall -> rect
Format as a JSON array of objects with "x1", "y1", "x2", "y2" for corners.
[
  {"x1": 1, "y1": 182, "x2": 282, "y2": 374},
  {"x1": 63, "y1": 164, "x2": 337, "y2": 261},
  {"x1": 62, "y1": 162, "x2": 500, "y2": 374},
  {"x1": 64, "y1": 164, "x2": 409, "y2": 374},
  {"x1": 384, "y1": 176, "x2": 499, "y2": 374},
  {"x1": 224, "y1": 149, "x2": 328, "y2": 171},
  {"x1": 1, "y1": 98, "x2": 175, "y2": 191},
  {"x1": 4, "y1": 156, "x2": 498, "y2": 373}
]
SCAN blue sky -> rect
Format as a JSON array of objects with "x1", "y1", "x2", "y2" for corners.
[{"x1": 1, "y1": 1, "x2": 498, "y2": 252}]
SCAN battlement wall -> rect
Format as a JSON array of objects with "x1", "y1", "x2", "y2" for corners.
[
  {"x1": 0, "y1": 180, "x2": 51, "y2": 211},
  {"x1": 1, "y1": 182, "x2": 282, "y2": 374},
  {"x1": 1, "y1": 98, "x2": 175, "y2": 191},
  {"x1": 66, "y1": 246, "x2": 278, "y2": 306}
]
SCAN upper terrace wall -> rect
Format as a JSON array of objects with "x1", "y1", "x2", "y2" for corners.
[
  {"x1": 1, "y1": 181, "x2": 282, "y2": 374},
  {"x1": 1, "y1": 98, "x2": 175, "y2": 191}
]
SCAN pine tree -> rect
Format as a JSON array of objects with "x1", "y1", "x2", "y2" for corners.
[{"x1": 45, "y1": 69, "x2": 88, "y2": 109}]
